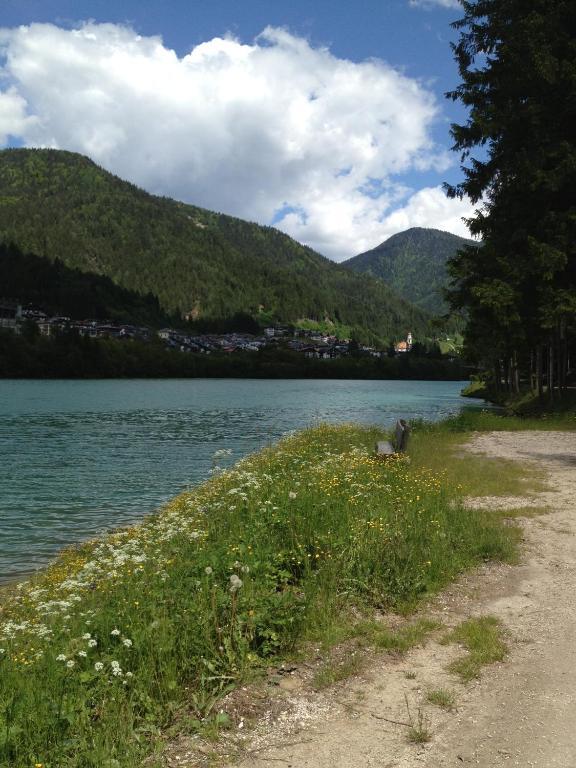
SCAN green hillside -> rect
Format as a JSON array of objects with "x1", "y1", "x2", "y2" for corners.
[
  {"x1": 343, "y1": 227, "x2": 479, "y2": 314},
  {"x1": 0, "y1": 243, "x2": 176, "y2": 326},
  {"x1": 0, "y1": 148, "x2": 429, "y2": 342}
]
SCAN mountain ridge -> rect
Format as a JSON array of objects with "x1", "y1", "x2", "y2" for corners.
[
  {"x1": 343, "y1": 226, "x2": 479, "y2": 314},
  {"x1": 0, "y1": 148, "x2": 430, "y2": 342}
]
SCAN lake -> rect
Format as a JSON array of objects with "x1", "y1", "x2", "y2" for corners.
[{"x1": 0, "y1": 378, "x2": 485, "y2": 582}]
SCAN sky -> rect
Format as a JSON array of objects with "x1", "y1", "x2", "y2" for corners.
[{"x1": 0, "y1": 0, "x2": 475, "y2": 260}]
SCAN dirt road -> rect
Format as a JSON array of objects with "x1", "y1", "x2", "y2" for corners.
[{"x1": 226, "y1": 431, "x2": 576, "y2": 768}]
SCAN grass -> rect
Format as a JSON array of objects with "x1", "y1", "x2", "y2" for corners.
[
  {"x1": 407, "y1": 718, "x2": 431, "y2": 745},
  {"x1": 0, "y1": 418, "x2": 537, "y2": 767},
  {"x1": 351, "y1": 618, "x2": 442, "y2": 651},
  {"x1": 442, "y1": 616, "x2": 507, "y2": 682},
  {"x1": 312, "y1": 618, "x2": 442, "y2": 689},
  {"x1": 492, "y1": 505, "x2": 551, "y2": 520},
  {"x1": 431, "y1": 406, "x2": 576, "y2": 432},
  {"x1": 408, "y1": 414, "x2": 548, "y2": 499},
  {"x1": 426, "y1": 688, "x2": 457, "y2": 711},
  {"x1": 462, "y1": 383, "x2": 576, "y2": 420},
  {"x1": 405, "y1": 697, "x2": 432, "y2": 744},
  {"x1": 312, "y1": 654, "x2": 365, "y2": 689}
]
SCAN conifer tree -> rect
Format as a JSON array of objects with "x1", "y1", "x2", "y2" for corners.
[{"x1": 446, "y1": 0, "x2": 576, "y2": 398}]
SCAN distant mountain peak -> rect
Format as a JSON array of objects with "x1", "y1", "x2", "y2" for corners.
[{"x1": 343, "y1": 227, "x2": 478, "y2": 314}]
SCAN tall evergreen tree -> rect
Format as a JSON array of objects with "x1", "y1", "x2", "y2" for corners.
[{"x1": 446, "y1": 0, "x2": 576, "y2": 398}]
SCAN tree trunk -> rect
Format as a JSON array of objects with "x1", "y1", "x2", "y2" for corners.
[
  {"x1": 495, "y1": 359, "x2": 502, "y2": 392},
  {"x1": 512, "y1": 351, "x2": 520, "y2": 393},
  {"x1": 548, "y1": 342, "x2": 554, "y2": 402},
  {"x1": 559, "y1": 320, "x2": 567, "y2": 396},
  {"x1": 536, "y1": 345, "x2": 544, "y2": 400}
]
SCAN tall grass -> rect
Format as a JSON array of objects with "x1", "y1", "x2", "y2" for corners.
[
  {"x1": 427, "y1": 407, "x2": 576, "y2": 433},
  {"x1": 0, "y1": 423, "x2": 519, "y2": 767},
  {"x1": 408, "y1": 411, "x2": 552, "y2": 498}
]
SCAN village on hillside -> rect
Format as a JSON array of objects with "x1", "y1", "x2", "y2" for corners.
[{"x1": 0, "y1": 298, "x2": 418, "y2": 359}]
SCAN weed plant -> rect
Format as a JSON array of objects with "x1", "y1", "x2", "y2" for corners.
[
  {"x1": 443, "y1": 615, "x2": 507, "y2": 682},
  {"x1": 0, "y1": 424, "x2": 518, "y2": 767},
  {"x1": 425, "y1": 688, "x2": 456, "y2": 711}
]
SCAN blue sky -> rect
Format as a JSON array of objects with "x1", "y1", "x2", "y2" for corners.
[{"x1": 0, "y1": 0, "x2": 472, "y2": 258}]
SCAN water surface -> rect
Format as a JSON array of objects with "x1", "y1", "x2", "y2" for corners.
[{"x1": 0, "y1": 378, "x2": 484, "y2": 581}]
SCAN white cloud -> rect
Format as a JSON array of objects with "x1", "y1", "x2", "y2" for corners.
[
  {"x1": 281, "y1": 185, "x2": 474, "y2": 258},
  {"x1": 0, "y1": 86, "x2": 37, "y2": 144},
  {"x1": 0, "y1": 22, "x2": 467, "y2": 260},
  {"x1": 409, "y1": 0, "x2": 460, "y2": 9},
  {"x1": 377, "y1": 186, "x2": 474, "y2": 242}
]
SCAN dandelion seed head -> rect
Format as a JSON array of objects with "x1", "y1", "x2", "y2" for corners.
[{"x1": 229, "y1": 574, "x2": 243, "y2": 593}]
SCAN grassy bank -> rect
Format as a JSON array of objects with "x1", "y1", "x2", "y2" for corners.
[
  {"x1": 462, "y1": 380, "x2": 576, "y2": 419},
  {"x1": 0, "y1": 419, "x2": 533, "y2": 767}
]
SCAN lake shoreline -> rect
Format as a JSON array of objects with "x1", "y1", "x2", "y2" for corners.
[
  {"x1": 0, "y1": 378, "x2": 480, "y2": 582},
  {"x1": 0, "y1": 417, "x2": 519, "y2": 766}
]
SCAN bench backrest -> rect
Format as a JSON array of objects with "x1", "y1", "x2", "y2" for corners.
[{"x1": 394, "y1": 419, "x2": 410, "y2": 452}]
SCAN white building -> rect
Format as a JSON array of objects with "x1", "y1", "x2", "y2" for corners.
[{"x1": 0, "y1": 300, "x2": 22, "y2": 333}]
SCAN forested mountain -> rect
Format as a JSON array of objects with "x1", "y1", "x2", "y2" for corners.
[
  {"x1": 343, "y1": 228, "x2": 478, "y2": 313},
  {"x1": 0, "y1": 148, "x2": 430, "y2": 342},
  {"x1": 0, "y1": 243, "x2": 174, "y2": 326}
]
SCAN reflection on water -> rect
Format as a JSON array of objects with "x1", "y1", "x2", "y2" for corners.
[{"x1": 0, "y1": 378, "x2": 484, "y2": 581}]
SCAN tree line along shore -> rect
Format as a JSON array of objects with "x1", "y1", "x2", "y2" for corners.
[{"x1": 0, "y1": 329, "x2": 467, "y2": 380}]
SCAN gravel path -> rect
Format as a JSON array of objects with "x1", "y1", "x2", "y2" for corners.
[{"x1": 220, "y1": 431, "x2": 576, "y2": 768}]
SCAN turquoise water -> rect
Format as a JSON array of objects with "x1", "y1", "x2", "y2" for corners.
[{"x1": 0, "y1": 378, "x2": 484, "y2": 581}]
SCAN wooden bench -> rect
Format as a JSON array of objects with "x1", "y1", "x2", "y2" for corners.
[{"x1": 376, "y1": 419, "x2": 410, "y2": 457}]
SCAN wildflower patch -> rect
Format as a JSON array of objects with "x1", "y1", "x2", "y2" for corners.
[{"x1": 0, "y1": 424, "x2": 516, "y2": 767}]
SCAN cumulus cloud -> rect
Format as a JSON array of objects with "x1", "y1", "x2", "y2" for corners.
[
  {"x1": 0, "y1": 86, "x2": 37, "y2": 144},
  {"x1": 0, "y1": 22, "x2": 469, "y2": 259}
]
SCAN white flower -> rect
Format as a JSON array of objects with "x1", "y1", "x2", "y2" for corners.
[
  {"x1": 204, "y1": 567, "x2": 213, "y2": 576},
  {"x1": 78, "y1": 651, "x2": 87, "y2": 658},
  {"x1": 229, "y1": 574, "x2": 243, "y2": 593},
  {"x1": 56, "y1": 654, "x2": 67, "y2": 661},
  {"x1": 66, "y1": 660, "x2": 75, "y2": 668},
  {"x1": 288, "y1": 491, "x2": 297, "y2": 499},
  {"x1": 111, "y1": 661, "x2": 123, "y2": 677},
  {"x1": 125, "y1": 671, "x2": 134, "y2": 678},
  {"x1": 122, "y1": 639, "x2": 133, "y2": 648},
  {"x1": 88, "y1": 639, "x2": 98, "y2": 647},
  {"x1": 110, "y1": 629, "x2": 121, "y2": 636},
  {"x1": 94, "y1": 662, "x2": 104, "y2": 671},
  {"x1": 82, "y1": 633, "x2": 91, "y2": 640}
]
